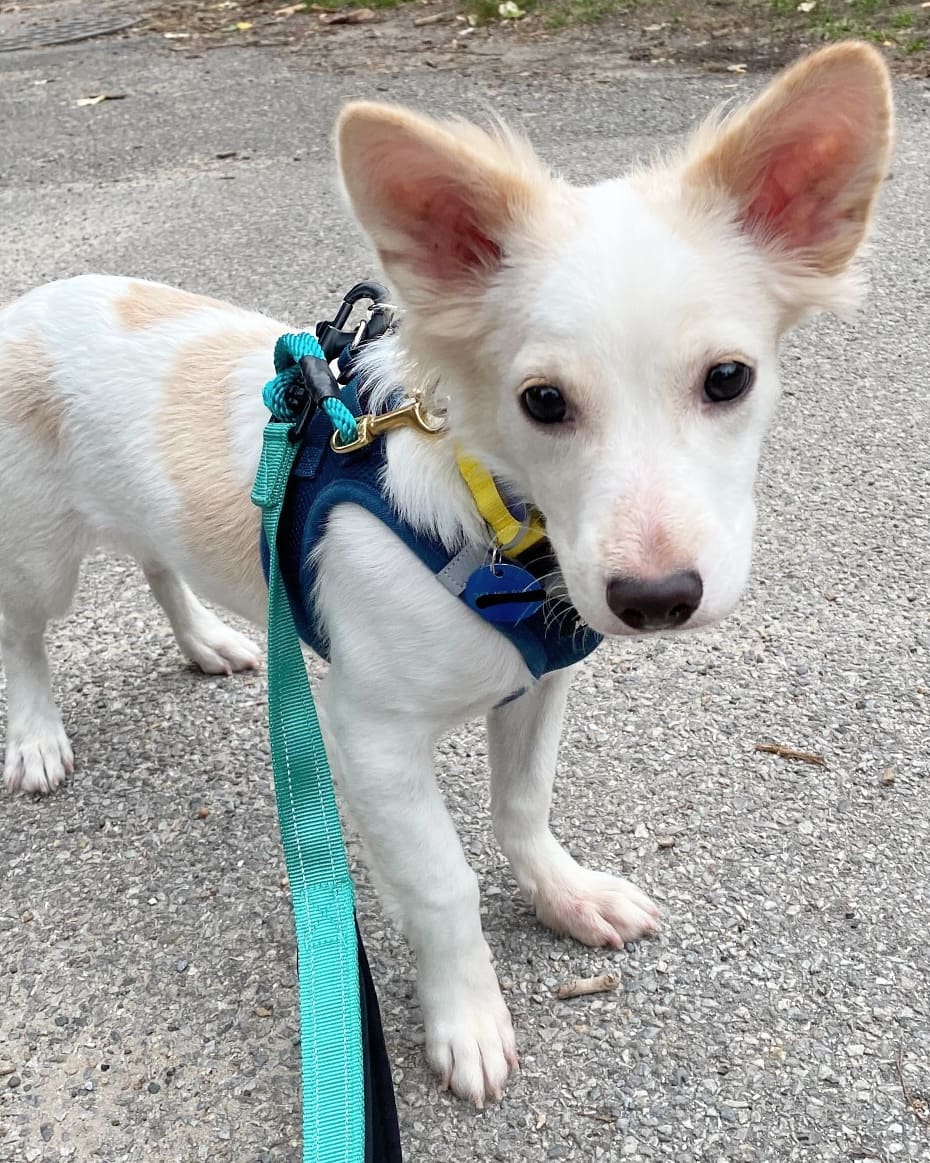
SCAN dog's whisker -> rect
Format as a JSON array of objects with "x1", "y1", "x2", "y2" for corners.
[{"x1": 543, "y1": 595, "x2": 574, "y2": 636}]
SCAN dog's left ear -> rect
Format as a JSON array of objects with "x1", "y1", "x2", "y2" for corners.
[{"x1": 684, "y1": 41, "x2": 893, "y2": 285}]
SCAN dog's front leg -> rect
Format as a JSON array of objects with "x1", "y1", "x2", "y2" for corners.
[
  {"x1": 488, "y1": 669, "x2": 661, "y2": 948},
  {"x1": 322, "y1": 686, "x2": 517, "y2": 1107}
]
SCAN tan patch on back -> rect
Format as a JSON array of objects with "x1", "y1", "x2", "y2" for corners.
[
  {"x1": 117, "y1": 282, "x2": 237, "y2": 330},
  {"x1": 158, "y1": 325, "x2": 278, "y2": 605},
  {"x1": 0, "y1": 330, "x2": 66, "y2": 449}
]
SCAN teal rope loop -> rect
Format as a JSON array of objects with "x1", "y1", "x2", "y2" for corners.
[
  {"x1": 321, "y1": 398, "x2": 358, "y2": 447},
  {"x1": 263, "y1": 332, "x2": 358, "y2": 445}
]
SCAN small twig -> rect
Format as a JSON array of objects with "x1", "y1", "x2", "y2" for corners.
[
  {"x1": 554, "y1": 973, "x2": 619, "y2": 1000},
  {"x1": 894, "y1": 1044, "x2": 930, "y2": 1129},
  {"x1": 754, "y1": 742, "x2": 826, "y2": 767}
]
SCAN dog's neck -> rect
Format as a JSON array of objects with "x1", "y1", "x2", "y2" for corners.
[
  {"x1": 355, "y1": 331, "x2": 493, "y2": 555},
  {"x1": 382, "y1": 423, "x2": 490, "y2": 555}
]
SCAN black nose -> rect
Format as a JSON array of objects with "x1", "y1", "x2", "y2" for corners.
[{"x1": 606, "y1": 570, "x2": 703, "y2": 631}]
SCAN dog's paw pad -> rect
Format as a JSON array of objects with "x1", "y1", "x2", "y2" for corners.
[
  {"x1": 4, "y1": 729, "x2": 74, "y2": 796},
  {"x1": 535, "y1": 868, "x2": 661, "y2": 948}
]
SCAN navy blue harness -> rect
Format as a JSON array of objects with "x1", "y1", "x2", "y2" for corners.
[{"x1": 259, "y1": 377, "x2": 602, "y2": 686}]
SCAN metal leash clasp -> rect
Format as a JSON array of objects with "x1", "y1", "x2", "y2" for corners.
[{"x1": 330, "y1": 396, "x2": 444, "y2": 454}]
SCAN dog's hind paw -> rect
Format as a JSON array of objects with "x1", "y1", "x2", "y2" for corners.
[
  {"x1": 534, "y1": 864, "x2": 662, "y2": 949},
  {"x1": 4, "y1": 727, "x2": 74, "y2": 795},
  {"x1": 421, "y1": 970, "x2": 518, "y2": 1107},
  {"x1": 180, "y1": 622, "x2": 261, "y2": 676}
]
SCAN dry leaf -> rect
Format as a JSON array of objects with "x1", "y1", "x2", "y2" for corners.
[
  {"x1": 319, "y1": 7, "x2": 376, "y2": 24},
  {"x1": 726, "y1": 63, "x2": 747, "y2": 74},
  {"x1": 163, "y1": 31, "x2": 191, "y2": 38},
  {"x1": 276, "y1": 2, "x2": 306, "y2": 14}
]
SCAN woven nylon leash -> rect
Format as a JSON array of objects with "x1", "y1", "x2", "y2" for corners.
[{"x1": 251, "y1": 333, "x2": 365, "y2": 1163}]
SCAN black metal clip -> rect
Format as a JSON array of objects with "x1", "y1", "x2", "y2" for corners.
[
  {"x1": 286, "y1": 283, "x2": 393, "y2": 443},
  {"x1": 315, "y1": 281, "x2": 392, "y2": 380}
]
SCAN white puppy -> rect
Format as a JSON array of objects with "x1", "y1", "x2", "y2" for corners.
[{"x1": 0, "y1": 44, "x2": 892, "y2": 1105}]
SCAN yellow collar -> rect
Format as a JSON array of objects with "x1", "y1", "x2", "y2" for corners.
[{"x1": 456, "y1": 450, "x2": 547, "y2": 557}]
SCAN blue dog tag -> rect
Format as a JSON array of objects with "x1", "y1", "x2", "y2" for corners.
[{"x1": 463, "y1": 563, "x2": 545, "y2": 625}]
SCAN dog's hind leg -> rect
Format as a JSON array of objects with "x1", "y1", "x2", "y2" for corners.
[
  {"x1": 0, "y1": 538, "x2": 85, "y2": 795},
  {"x1": 142, "y1": 564, "x2": 261, "y2": 676},
  {"x1": 488, "y1": 668, "x2": 662, "y2": 947}
]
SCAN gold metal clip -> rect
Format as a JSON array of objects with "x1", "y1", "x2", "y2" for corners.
[{"x1": 331, "y1": 397, "x2": 445, "y2": 454}]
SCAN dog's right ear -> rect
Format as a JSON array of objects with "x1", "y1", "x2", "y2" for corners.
[{"x1": 337, "y1": 102, "x2": 550, "y2": 310}]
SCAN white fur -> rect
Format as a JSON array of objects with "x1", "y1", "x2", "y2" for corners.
[{"x1": 0, "y1": 45, "x2": 892, "y2": 1105}]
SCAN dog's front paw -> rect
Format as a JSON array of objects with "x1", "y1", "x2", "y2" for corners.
[
  {"x1": 4, "y1": 726, "x2": 74, "y2": 795},
  {"x1": 534, "y1": 863, "x2": 661, "y2": 949},
  {"x1": 420, "y1": 964, "x2": 518, "y2": 1107}
]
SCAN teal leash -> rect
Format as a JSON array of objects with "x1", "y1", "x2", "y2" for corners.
[{"x1": 251, "y1": 334, "x2": 365, "y2": 1163}]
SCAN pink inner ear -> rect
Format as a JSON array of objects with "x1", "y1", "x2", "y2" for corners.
[
  {"x1": 739, "y1": 78, "x2": 873, "y2": 255},
  {"x1": 745, "y1": 130, "x2": 857, "y2": 251},
  {"x1": 388, "y1": 176, "x2": 503, "y2": 283}
]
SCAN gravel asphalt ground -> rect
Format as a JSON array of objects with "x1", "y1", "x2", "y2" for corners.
[{"x1": 1, "y1": 15, "x2": 929, "y2": 1163}]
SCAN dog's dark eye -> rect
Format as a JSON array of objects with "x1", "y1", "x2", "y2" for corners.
[
  {"x1": 704, "y1": 361, "x2": 754, "y2": 404},
  {"x1": 521, "y1": 383, "x2": 568, "y2": 425}
]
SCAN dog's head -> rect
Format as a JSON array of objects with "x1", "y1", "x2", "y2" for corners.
[{"x1": 337, "y1": 43, "x2": 893, "y2": 638}]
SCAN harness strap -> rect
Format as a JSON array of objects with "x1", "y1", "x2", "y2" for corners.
[
  {"x1": 251, "y1": 419, "x2": 365, "y2": 1163},
  {"x1": 435, "y1": 543, "x2": 488, "y2": 596}
]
